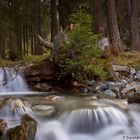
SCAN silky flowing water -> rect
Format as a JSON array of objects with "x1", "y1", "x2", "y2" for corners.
[
  {"x1": 0, "y1": 68, "x2": 28, "y2": 92},
  {"x1": 0, "y1": 68, "x2": 140, "y2": 140},
  {"x1": 35, "y1": 102, "x2": 140, "y2": 140}
]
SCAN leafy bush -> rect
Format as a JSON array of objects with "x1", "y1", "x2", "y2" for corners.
[{"x1": 58, "y1": 9, "x2": 107, "y2": 81}]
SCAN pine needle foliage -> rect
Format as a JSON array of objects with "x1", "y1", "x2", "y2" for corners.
[{"x1": 58, "y1": 8, "x2": 107, "y2": 81}]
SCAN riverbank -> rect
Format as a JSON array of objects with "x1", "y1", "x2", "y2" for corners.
[{"x1": 1, "y1": 51, "x2": 140, "y2": 103}]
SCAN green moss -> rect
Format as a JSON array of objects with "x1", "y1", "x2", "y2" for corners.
[
  {"x1": 22, "y1": 55, "x2": 47, "y2": 63},
  {"x1": 0, "y1": 55, "x2": 47, "y2": 67},
  {"x1": 0, "y1": 60, "x2": 21, "y2": 67}
]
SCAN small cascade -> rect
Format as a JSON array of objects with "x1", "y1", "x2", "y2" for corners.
[
  {"x1": 60, "y1": 107, "x2": 129, "y2": 134},
  {"x1": 36, "y1": 106, "x2": 140, "y2": 140},
  {"x1": 0, "y1": 98, "x2": 33, "y2": 129},
  {"x1": 0, "y1": 67, "x2": 140, "y2": 140},
  {"x1": 0, "y1": 67, "x2": 29, "y2": 93}
]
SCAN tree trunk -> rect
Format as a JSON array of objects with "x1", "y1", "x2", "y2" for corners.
[
  {"x1": 16, "y1": 0, "x2": 22, "y2": 57},
  {"x1": 51, "y1": 0, "x2": 58, "y2": 42},
  {"x1": 0, "y1": 1, "x2": 5, "y2": 59},
  {"x1": 107, "y1": 0, "x2": 122, "y2": 49},
  {"x1": 0, "y1": 32, "x2": 4, "y2": 59},
  {"x1": 94, "y1": 0, "x2": 101, "y2": 33},
  {"x1": 127, "y1": 0, "x2": 140, "y2": 50},
  {"x1": 34, "y1": 0, "x2": 43, "y2": 55}
]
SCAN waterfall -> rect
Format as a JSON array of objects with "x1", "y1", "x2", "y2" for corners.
[
  {"x1": 36, "y1": 106, "x2": 140, "y2": 140},
  {"x1": 0, "y1": 67, "x2": 29, "y2": 93},
  {"x1": 0, "y1": 98, "x2": 33, "y2": 128},
  {"x1": 0, "y1": 67, "x2": 140, "y2": 140}
]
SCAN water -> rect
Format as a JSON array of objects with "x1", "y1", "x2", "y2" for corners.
[
  {"x1": 1, "y1": 95, "x2": 140, "y2": 140},
  {"x1": 0, "y1": 67, "x2": 29, "y2": 92},
  {"x1": 35, "y1": 104, "x2": 140, "y2": 140},
  {"x1": 0, "y1": 67, "x2": 140, "y2": 140}
]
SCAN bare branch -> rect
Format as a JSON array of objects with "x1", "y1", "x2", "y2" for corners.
[{"x1": 38, "y1": 34, "x2": 54, "y2": 50}]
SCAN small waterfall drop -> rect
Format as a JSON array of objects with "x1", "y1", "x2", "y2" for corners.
[
  {"x1": 0, "y1": 98, "x2": 33, "y2": 128},
  {"x1": 0, "y1": 67, "x2": 29, "y2": 93},
  {"x1": 0, "y1": 67, "x2": 140, "y2": 140},
  {"x1": 36, "y1": 105, "x2": 140, "y2": 140}
]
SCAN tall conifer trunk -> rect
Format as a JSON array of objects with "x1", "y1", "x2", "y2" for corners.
[
  {"x1": 0, "y1": 0, "x2": 5, "y2": 59},
  {"x1": 107, "y1": 0, "x2": 122, "y2": 49},
  {"x1": 127, "y1": 0, "x2": 140, "y2": 50},
  {"x1": 51, "y1": 0, "x2": 58, "y2": 42},
  {"x1": 94, "y1": 0, "x2": 101, "y2": 33}
]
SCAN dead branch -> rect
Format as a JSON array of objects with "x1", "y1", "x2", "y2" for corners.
[{"x1": 38, "y1": 34, "x2": 54, "y2": 50}]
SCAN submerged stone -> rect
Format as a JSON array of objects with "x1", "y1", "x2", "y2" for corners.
[{"x1": 32, "y1": 105, "x2": 56, "y2": 117}]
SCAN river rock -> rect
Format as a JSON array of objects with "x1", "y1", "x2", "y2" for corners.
[
  {"x1": 112, "y1": 65, "x2": 130, "y2": 73},
  {"x1": 134, "y1": 70, "x2": 140, "y2": 81},
  {"x1": 112, "y1": 65, "x2": 131, "y2": 79},
  {"x1": 121, "y1": 83, "x2": 135, "y2": 94},
  {"x1": 103, "y1": 90, "x2": 116, "y2": 97},
  {"x1": 96, "y1": 83, "x2": 109, "y2": 92},
  {"x1": 84, "y1": 80, "x2": 95, "y2": 86},
  {"x1": 108, "y1": 80, "x2": 127, "y2": 91},
  {"x1": 34, "y1": 83, "x2": 53, "y2": 92},
  {"x1": 32, "y1": 105, "x2": 56, "y2": 117},
  {"x1": 0, "y1": 119, "x2": 7, "y2": 139},
  {"x1": 25, "y1": 61, "x2": 54, "y2": 82},
  {"x1": 130, "y1": 81, "x2": 140, "y2": 91},
  {"x1": 7, "y1": 114, "x2": 37, "y2": 140},
  {"x1": 128, "y1": 92, "x2": 140, "y2": 104}
]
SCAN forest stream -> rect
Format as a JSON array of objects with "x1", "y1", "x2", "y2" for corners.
[{"x1": 0, "y1": 68, "x2": 139, "y2": 140}]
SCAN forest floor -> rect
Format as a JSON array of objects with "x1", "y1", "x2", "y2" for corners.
[
  {"x1": 0, "y1": 50, "x2": 139, "y2": 68},
  {"x1": 0, "y1": 55, "x2": 47, "y2": 67},
  {"x1": 113, "y1": 51, "x2": 140, "y2": 69}
]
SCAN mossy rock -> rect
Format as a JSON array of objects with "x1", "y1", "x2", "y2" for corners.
[{"x1": 7, "y1": 115, "x2": 37, "y2": 140}]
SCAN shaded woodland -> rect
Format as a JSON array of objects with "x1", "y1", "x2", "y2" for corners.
[{"x1": 0, "y1": 0, "x2": 140, "y2": 82}]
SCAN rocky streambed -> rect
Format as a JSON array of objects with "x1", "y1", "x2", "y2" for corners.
[
  {"x1": 25, "y1": 63, "x2": 140, "y2": 103},
  {"x1": 0, "y1": 94, "x2": 139, "y2": 140},
  {"x1": 0, "y1": 63, "x2": 140, "y2": 139}
]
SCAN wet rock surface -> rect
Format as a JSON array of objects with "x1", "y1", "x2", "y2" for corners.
[
  {"x1": 32, "y1": 105, "x2": 56, "y2": 117},
  {"x1": 0, "y1": 119, "x2": 7, "y2": 139},
  {"x1": 128, "y1": 92, "x2": 140, "y2": 104},
  {"x1": 7, "y1": 115, "x2": 37, "y2": 140}
]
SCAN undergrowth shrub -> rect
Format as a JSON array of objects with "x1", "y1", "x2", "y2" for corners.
[{"x1": 58, "y1": 8, "x2": 107, "y2": 81}]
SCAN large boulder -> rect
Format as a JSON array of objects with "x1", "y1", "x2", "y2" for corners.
[
  {"x1": 7, "y1": 115, "x2": 37, "y2": 140},
  {"x1": 25, "y1": 60, "x2": 55, "y2": 91}
]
